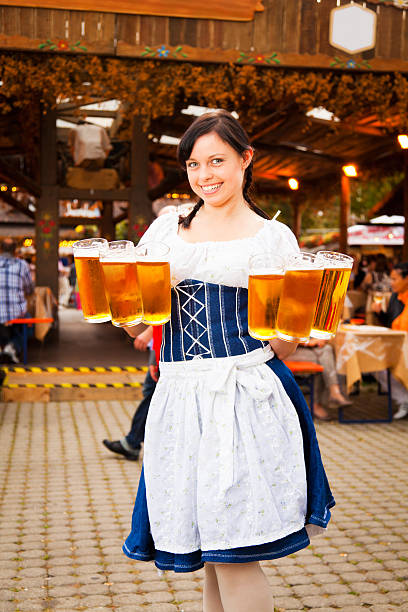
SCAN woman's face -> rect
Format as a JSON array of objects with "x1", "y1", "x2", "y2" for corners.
[
  {"x1": 390, "y1": 269, "x2": 408, "y2": 294},
  {"x1": 186, "y1": 131, "x2": 252, "y2": 208}
]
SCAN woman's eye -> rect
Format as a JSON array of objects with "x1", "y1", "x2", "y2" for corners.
[
  {"x1": 187, "y1": 161, "x2": 198, "y2": 169},
  {"x1": 211, "y1": 158, "x2": 223, "y2": 165}
]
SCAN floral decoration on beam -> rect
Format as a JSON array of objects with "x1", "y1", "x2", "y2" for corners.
[
  {"x1": 141, "y1": 45, "x2": 188, "y2": 59},
  {"x1": 330, "y1": 56, "x2": 372, "y2": 70},
  {"x1": 376, "y1": 0, "x2": 408, "y2": 8},
  {"x1": 38, "y1": 39, "x2": 87, "y2": 52},
  {"x1": 237, "y1": 52, "x2": 280, "y2": 65}
]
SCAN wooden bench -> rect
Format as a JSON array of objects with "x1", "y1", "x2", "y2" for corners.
[
  {"x1": 6, "y1": 318, "x2": 54, "y2": 365},
  {"x1": 283, "y1": 360, "x2": 324, "y2": 418}
]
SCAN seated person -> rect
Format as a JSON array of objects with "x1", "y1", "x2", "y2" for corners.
[
  {"x1": 292, "y1": 338, "x2": 351, "y2": 420},
  {"x1": 372, "y1": 262, "x2": 408, "y2": 419},
  {"x1": 0, "y1": 238, "x2": 34, "y2": 362}
]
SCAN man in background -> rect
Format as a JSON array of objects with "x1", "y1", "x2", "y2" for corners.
[{"x1": 0, "y1": 238, "x2": 34, "y2": 363}]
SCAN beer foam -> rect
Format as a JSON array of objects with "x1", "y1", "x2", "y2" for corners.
[
  {"x1": 250, "y1": 268, "x2": 283, "y2": 276},
  {"x1": 100, "y1": 255, "x2": 137, "y2": 263},
  {"x1": 73, "y1": 247, "x2": 101, "y2": 258}
]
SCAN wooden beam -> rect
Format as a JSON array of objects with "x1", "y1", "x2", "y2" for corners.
[
  {"x1": 292, "y1": 199, "x2": 302, "y2": 241},
  {"x1": 58, "y1": 187, "x2": 130, "y2": 201},
  {"x1": 59, "y1": 110, "x2": 118, "y2": 120},
  {"x1": 0, "y1": 158, "x2": 41, "y2": 197},
  {"x1": 403, "y1": 151, "x2": 408, "y2": 260},
  {"x1": 255, "y1": 142, "x2": 342, "y2": 165},
  {"x1": 128, "y1": 117, "x2": 153, "y2": 243},
  {"x1": 340, "y1": 174, "x2": 350, "y2": 254},
  {"x1": 0, "y1": 192, "x2": 34, "y2": 220},
  {"x1": 59, "y1": 216, "x2": 102, "y2": 225},
  {"x1": 35, "y1": 109, "x2": 59, "y2": 303},
  {"x1": 309, "y1": 117, "x2": 386, "y2": 137},
  {"x1": 100, "y1": 201, "x2": 115, "y2": 241},
  {"x1": 1, "y1": 0, "x2": 264, "y2": 21}
]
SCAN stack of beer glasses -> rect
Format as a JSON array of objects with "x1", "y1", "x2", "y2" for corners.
[
  {"x1": 99, "y1": 240, "x2": 143, "y2": 328},
  {"x1": 73, "y1": 238, "x2": 172, "y2": 327},
  {"x1": 310, "y1": 251, "x2": 354, "y2": 340},
  {"x1": 276, "y1": 252, "x2": 324, "y2": 342},
  {"x1": 248, "y1": 253, "x2": 285, "y2": 340},
  {"x1": 72, "y1": 238, "x2": 111, "y2": 323},
  {"x1": 134, "y1": 241, "x2": 171, "y2": 326},
  {"x1": 248, "y1": 250, "x2": 353, "y2": 343}
]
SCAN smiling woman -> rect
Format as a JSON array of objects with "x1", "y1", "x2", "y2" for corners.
[{"x1": 122, "y1": 110, "x2": 335, "y2": 612}]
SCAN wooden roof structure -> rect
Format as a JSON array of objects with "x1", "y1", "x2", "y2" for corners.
[{"x1": 1, "y1": 0, "x2": 408, "y2": 300}]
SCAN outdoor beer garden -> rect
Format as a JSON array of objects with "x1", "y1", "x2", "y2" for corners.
[{"x1": 1, "y1": 1, "x2": 408, "y2": 611}]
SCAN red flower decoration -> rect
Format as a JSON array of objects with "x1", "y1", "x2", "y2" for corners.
[
  {"x1": 254, "y1": 55, "x2": 265, "y2": 64},
  {"x1": 57, "y1": 40, "x2": 69, "y2": 50}
]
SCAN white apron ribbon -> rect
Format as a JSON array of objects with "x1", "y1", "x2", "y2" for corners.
[{"x1": 159, "y1": 345, "x2": 275, "y2": 493}]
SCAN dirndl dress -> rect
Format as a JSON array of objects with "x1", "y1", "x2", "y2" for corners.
[{"x1": 123, "y1": 214, "x2": 335, "y2": 573}]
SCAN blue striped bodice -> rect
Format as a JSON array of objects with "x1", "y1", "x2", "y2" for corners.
[{"x1": 160, "y1": 279, "x2": 267, "y2": 362}]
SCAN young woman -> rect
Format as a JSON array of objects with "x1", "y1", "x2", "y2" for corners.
[{"x1": 123, "y1": 110, "x2": 335, "y2": 612}]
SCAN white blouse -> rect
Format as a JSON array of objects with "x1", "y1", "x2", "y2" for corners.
[{"x1": 140, "y1": 211, "x2": 299, "y2": 288}]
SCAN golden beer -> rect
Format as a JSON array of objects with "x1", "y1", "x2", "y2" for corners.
[
  {"x1": 276, "y1": 268, "x2": 323, "y2": 341},
  {"x1": 101, "y1": 261, "x2": 143, "y2": 327},
  {"x1": 248, "y1": 274, "x2": 284, "y2": 340},
  {"x1": 74, "y1": 256, "x2": 111, "y2": 323},
  {"x1": 311, "y1": 267, "x2": 351, "y2": 339},
  {"x1": 137, "y1": 261, "x2": 171, "y2": 325}
]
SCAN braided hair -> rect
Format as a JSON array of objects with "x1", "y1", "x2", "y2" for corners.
[{"x1": 177, "y1": 110, "x2": 269, "y2": 228}]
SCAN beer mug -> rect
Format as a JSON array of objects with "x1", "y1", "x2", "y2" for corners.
[
  {"x1": 248, "y1": 253, "x2": 285, "y2": 340},
  {"x1": 135, "y1": 241, "x2": 171, "y2": 326},
  {"x1": 276, "y1": 252, "x2": 324, "y2": 342},
  {"x1": 73, "y1": 238, "x2": 111, "y2": 323},
  {"x1": 100, "y1": 240, "x2": 143, "y2": 328},
  {"x1": 310, "y1": 251, "x2": 353, "y2": 340}
]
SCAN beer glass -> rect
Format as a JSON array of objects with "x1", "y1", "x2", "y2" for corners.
[
  {"x1": 310, "y1": 251, "x2": 353, "y2": 340},
  {"x1": 100, "y1": 240, "x2": 143, "y2": 328},
  {"x1": 135, "y1": 241, "x2": 171, "y2": 325},
  {"x1": 248, "y1": 253, "x2": 285, "y2": 340},
  {"x1": 276, "y1": 252, "x2": 324, "y2": 342},
  {"x1": 73, "y1": 238, "x2": 111, "y2": 323}
]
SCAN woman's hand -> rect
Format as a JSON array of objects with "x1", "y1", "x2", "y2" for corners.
[{"x1": 269, "y1": 337, "x2": 298, "y2": 360}]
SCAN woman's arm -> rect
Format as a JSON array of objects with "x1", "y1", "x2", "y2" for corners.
[{"x1": 269, "y1": 337, "x2": 298, "y2": 360}]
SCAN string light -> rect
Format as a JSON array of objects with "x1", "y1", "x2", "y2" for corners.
[
  {"x1": 398, "y1": 134, "x2": 408, "y2": 149},
  {"x1": 288, "y1": 178, "x2": 299, "y2": 190},
  {"x1": 342, "y1": 164, "x2": 357, "y2": 177}
]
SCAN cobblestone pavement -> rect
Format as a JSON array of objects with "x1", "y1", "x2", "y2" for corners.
[{"x1": 0, "y1": 399, "x2": 408, "y2": 612}]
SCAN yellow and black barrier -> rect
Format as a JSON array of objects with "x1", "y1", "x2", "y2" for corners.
[{"x1": 2, "y1": 366, "x2": 148, "y2": 374}]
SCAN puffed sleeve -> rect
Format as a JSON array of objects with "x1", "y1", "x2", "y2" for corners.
[
  {"x1": 138, "y1": 211, "x2": 178, "y2": 246},
  {"x1": 260, "y1": 220, "x2": 300, "y2": 259}
]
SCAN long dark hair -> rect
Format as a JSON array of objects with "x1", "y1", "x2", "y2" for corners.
[{"x1": 177, "y1": 110, "x2": 269, "y2": 228}]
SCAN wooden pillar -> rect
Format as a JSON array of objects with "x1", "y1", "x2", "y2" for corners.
[
  {"x1": 35, "y1": 109, "x2": 59, "y2": 301},
  {"x1": 128, "y1": 116, "x2": 154, "y2": 243},
  {"x1": 340, "y1": 173, "x2": 350, "y2": 254},
  {"x1": 101, "y1": 201, "x2": 115, "y2": 241},
  {"x1": 403, "y1": 150, "x2": 408, "y2": 261},
  {"x1": 292, "y1": 199, "x2": 302, "y2": 241}
]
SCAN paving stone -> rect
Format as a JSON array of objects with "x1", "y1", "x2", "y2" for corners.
[
  {"x1": 273, "y1": 596, "x2": 304, "y2": 609},
  {"x1": 112, "y1": 593, "x2": 145, "y2": 605},
  {"x1": 178, "y1": 603, "x2": 202, "y2": 612},
  {"x1": 52, "y1": 596, "x2": 83, "y2": 608},
  {"x1": 48, "y1": 585, "x2": 79, "y2": 597},
  {"x1": 174, "y1": 589, "x2": 201, "y2": 601},
  {"x1": 14, "y1": 600, "x2": 44, "y2": 611}
]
